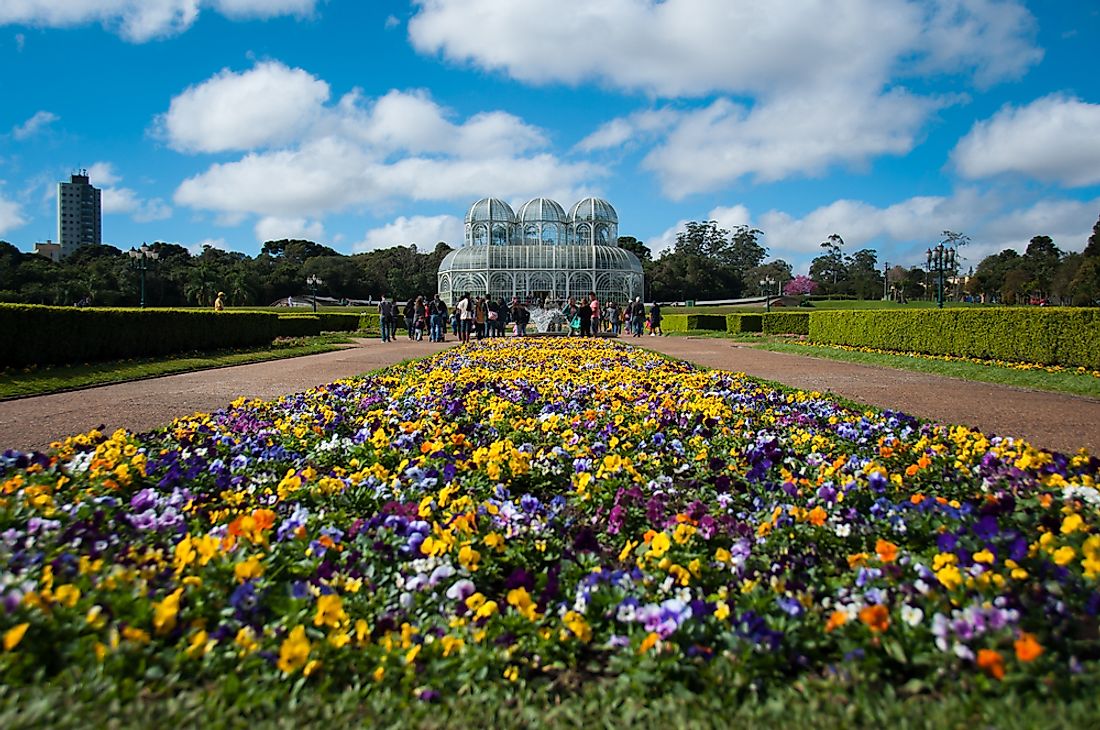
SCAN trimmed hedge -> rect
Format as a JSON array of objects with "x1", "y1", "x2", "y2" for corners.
[
  {"x1": 358, "y1": 313, "x2": 407, "y2": 332},
  {"x1": 276, "y1": 315, "x2": 323, "y2": 337},
  {"x1": 808, "y1": 307, "x2": 1100, "y2": 369},
  {"x1": 661, "y1": 314, "x2": 728, "y2": 332},
  {"x1": 763, "y1": 312, "x2": 810, "y2": 335},
  {"x1": 725, "y1": 314, "x2": 762, "y2": 334},
  {"x1": 312, "y1": 313, "x2": 362, "y2": 332},
  {"x1": 0, "y1": 305, "x2": 278, "y2": 367}
]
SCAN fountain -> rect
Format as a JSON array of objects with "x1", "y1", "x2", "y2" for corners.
[{"x1": 527, "y1": 305, "x2": 568, "y2": 334}]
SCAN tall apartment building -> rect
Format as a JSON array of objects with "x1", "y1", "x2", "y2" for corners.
[{"x1": 57, "y1": 170, "x2": 101, "y2": 258}]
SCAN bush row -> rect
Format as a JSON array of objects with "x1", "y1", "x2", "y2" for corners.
[
  {"x1": 358, "y1": 313, "x2": 407, "y2": 332},
  {"x1": 661, "y1": 314, "x2": 728, "y2": 332},
  {"x1": 762, "y1": 312, "x2": 811, "y2": 335},
  {"x1": 724, "y1": 314, "x2": 762, "y2": 333},
  {"x1": 0, "y1": 305, "x2": 279, "y2": 367},
  {"x1": 808, "y1": 308, "x2": 1100, "y2": 369},
  {"x1": 276, "y1": 315, "x2": 323, "y2": 338}
]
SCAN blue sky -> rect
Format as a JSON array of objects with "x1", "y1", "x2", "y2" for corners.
[{"x1": 1, "y1": 1, "x2": 1098, "y2": 274}]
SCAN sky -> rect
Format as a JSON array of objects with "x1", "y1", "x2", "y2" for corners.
[{"x1": 1, "y1": 0, "x2": 1099, "y2": 275}]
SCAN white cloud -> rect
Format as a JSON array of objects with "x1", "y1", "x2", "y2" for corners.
[
  {"x1": 576, "y1": 108, "x2": 678, "y2": 153},
  {"x1": 169, "y1": 73, "x2": 598, "y2": 220},
  {"x1": 408, "y1": 0, "x2": 1038, "y2": 97},
  {"x1": 0, "y1": 187, "x2": 26, "y2": 236},
  {"x1": 914, "y1": 0, "x2": 1042, "y2": 88},
  {"x1": 641, "y1": 88, "x2": 939, "y2": 197},
  {"x1": 951, "y1": 94, "x2": 1100, "y2": 187},
  {"x1": 412, "y1": 0, "x2": 1038, "y2": 190},
  {"x1": 11, "y1": 110, "x2": 58, "y2": 140},
  {"x1": 89, "y1": 161, "x2": 173, "y2": 222},
  {"x1": 102, "y1": 188, "x2": 173, "y2": 222},
  {"x1": 254, "y1": 216, "x2": 325, "y2": 242},
  {"x1": 335, "y1": 89, "x2": 546, "y2": 158},
  {"x1": 14, "y1": 33, "x2": 25, "y2": 51},
  {"x1": 187, "y1": 237, "x2": 229, "y2": 255},
  {"x1": 354, "y1": 214, "x2": 464, "y2": 252},
  {"x1": 384, "y1": 14, "x2": 400, "y2": 29},
  {"x1": 86, "y1": 161, "x2": 122, "y2": 186},
  {"x1": 159, "y1": 61, "x2": 330, "y2": 153},
  {"x1": 0, "y1": 1, "x2": 319, "y2": 42}
]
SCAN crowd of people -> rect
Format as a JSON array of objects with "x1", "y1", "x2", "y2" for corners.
[{"x1": 376, "y1": 292, "x2": 665, "y2": 342}]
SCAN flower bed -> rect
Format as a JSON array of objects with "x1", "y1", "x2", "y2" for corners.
[{"x1": 2, "y1": 339, "x2": 1098, "y2": 698}]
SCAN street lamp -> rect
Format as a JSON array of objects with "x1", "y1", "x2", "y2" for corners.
[
  {"x1": 760, "y1": 277, "x2": 776, "y2": 312},
  {"x1": 127, "y1": 243, "x2": 159, "y2": 309},
  {"x1": 306, "y1": 274, "x2": 322, "y2": 313},
  {"x1": 926, "y1": 244, "x2": 955, "y2": 309}
]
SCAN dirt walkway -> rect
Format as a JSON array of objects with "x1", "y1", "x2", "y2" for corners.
[
  {"x1": 0, "y1": 337, "x2": 452, "y2": 453},
  {"x1": 1, "y1": 335, "x2": 1097, "y2": 455},
  {"x1": 637, "y1": 336, "x2": 1100, "y2": 455}
]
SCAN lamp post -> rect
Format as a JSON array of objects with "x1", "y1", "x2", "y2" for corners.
[
  {"x1": 760, "y1": 277, "x2": 776, "y2": 313},
  {"x1": 926, "y1": 244, "x2": 955, "y2": 309},
  {"x1": 127, "y1": 243, "x2": 158, "y2": 309},
  {"x1": 306, "y1": 274, "x2": 322, "y2": 313}
]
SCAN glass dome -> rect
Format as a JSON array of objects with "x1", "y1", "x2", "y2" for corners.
[
  {"x1": 517, "y1": 197, "x2": 568, "y2": 246},
  {"x1": 465, "y1": 197, "x2": 516, "y2": 247},
  {"x1": 465, "y1": 197, "x2": 516, "y2": 224},
  {"x1": 569, "y1": 197, "x2": 618, "y2": 224}
]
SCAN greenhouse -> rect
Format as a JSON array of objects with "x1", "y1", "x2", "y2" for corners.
[{"x1": 437, "y1": 197, "x2": 644, "y2": 306}]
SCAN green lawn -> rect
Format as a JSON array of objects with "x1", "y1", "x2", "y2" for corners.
[
  {"x1": 1, "y1": 671, "x2": 1093, "y2": 730},
  {"x1": 0, "y1": 334, "x2": 356, "y2": 400},
  {"x1": 760, "y1": 340, "x2": 1100, "y2": 398}
]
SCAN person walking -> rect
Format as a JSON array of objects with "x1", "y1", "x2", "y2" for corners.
[
  {"x1": 630, "y1": 297, "x2": 645, "y2": 337},
  {"x1": 578, "y1": 296, "x2": 592, "y2": 336},
  {"x1": 606, "y1": 300, "x2": 619, "y2": 335},
  {"x1": 457, "y1": 292, "x2": 473, "y2": 344},
  {"x1": 378, "y1": 295, "x2": 393, "y2": 342},
  {"x1": 214, "y1": 291, "x2": 225, "y2": 312},
  {"x1": 412, "y1": 295, "x2": 426, "y2": 341},
  {"x1": 430, "y1": 294, "x2": 446, "y2": 342},
  {"x1": 649, "y1": 301, "x2": 664, "y2": 336}
]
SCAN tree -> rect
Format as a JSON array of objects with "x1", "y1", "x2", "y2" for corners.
[
  {"x1": 846, "y1": 248, "x2": 882, "y2": 300},
  {"x1": 1083, "y1": 214, "x2": 1100, "y2": 259},
  {"x1": 784, "y1": 274, "x2": 817, "y2": 296},
  {"x1": 616, "y1": 236, "x2": 652, "y2": 262},
  {"x1": 1022, "y1": 235, "x2": 1062, "y2": 299},
  {"x1": 746, "y1": 260, "x2": 792, "y2": 295},
  {"x1": 813, "y1": 234, "x2": 846, "y2": 293}
]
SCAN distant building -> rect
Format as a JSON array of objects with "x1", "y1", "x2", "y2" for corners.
[
  {"x1": 57, "y1": 170, "x2": 101, "y2": 258},
  {"x1": 437, "y1": 197, "x2": 644, "y2": 306},
  {"x1": 33, "y1": 240, "x2": 61, "y2": 262}
]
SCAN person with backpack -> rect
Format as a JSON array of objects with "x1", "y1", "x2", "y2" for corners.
[{"x1": 430, "y1": 294, "x2": 447, "y2": 342}]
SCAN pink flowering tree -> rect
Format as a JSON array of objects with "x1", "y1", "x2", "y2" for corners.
[{"x1": 784, "y1": 275, "x2": 818, "y2": 296}]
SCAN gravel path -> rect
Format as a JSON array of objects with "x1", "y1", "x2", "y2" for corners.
[
  {"x1": 1, "y1": 335, "x2": 1096, "y2": 455},
  {"x1": 636, "y1": 336, "x2": 1100, "y2": 455}
]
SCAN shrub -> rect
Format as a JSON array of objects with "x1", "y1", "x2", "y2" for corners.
[
  {"x1": 312, "y1": 313, "x2": 362, "y2": 332},
  {"x1": 763, "y1": 312, "x2": 810, "y2": 335},
  {"x1": 0, "y1": 305, "x2": 278, "y2": 367},
  {"x1": 808, "y1": 307, "x2": 1100, "y2": 369},
  {"x1": 358, "y1": 313, "x2": 407, "y2": 332},
  {"x1": 725, "y1": 314, "x2": 762, "y2": 334},
  {"x1": 661, "y1": 314, "x2": 727, "y2": 332},
  {"x1": 276, "y1": 314, "x2": 323, "y2": 338}
]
